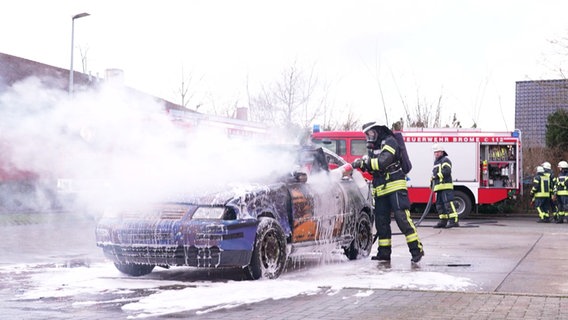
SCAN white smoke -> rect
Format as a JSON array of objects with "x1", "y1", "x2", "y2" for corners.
[{"x1": 0, "y1": 77, "x2": 300, "y2": 216}]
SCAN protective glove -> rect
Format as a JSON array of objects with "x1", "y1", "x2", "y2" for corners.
[
  {"x1": 352, "y1": 158, "x2": 363, "y2": 169},
  {"x1": 352, "y1": 155, "x2": 369, "y2": 169}
]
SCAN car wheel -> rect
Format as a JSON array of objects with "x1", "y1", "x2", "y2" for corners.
[
  {"x1": 344, "y1": 212, "x2": 373, "y2": 260},
  {"x1": 114, "y1": 263, "x2": 155, "y2": 276},
  {"x1": 245, "y1": 217, "x2": 287, "y2": 280}
]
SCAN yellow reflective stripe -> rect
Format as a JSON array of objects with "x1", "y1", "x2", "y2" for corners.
[
  {"x1": 534, "y1": 177, "x2": 550, "y2": 197},
  {"x1": 406, "y1": 232, "x2": 419, "y2": 243},
  {"x1": 383, "y1": 145, "x2": 395, "y2": 155},
  {"x1": 442, "y1": 162, "x2": 452, "y2": 169},
  {"x1": 378, "y1": 239, "x2": 391, "y2": 247},
  {"x1": 449, "y1": 202, "x2": 458, "y2": 219},
  {"x1": 403, "y1": 208, "x2": 419, "y2": 237},
  {"x1": 438, "y1": 213, "x2": 449, "y2": 219},
  {"x1": 537, "y1": 207, "x2": 549, "y2": 219},
  {"x1": 373, "y1": 180, "x2": 407, "y2": 196},
  {"x1": 370, "y1": 158, "x2": 379, "y2": 171},
  {"x1": 433, "y1": 182, "x2": 453, "y2": 191},
  {"x1": 558, "y1": 190, "x2": 568, "y2": 196}
]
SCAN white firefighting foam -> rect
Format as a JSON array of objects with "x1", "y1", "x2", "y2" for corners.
[{"x1": 5, "y1": 257, "x2": 476, "y2": 319}]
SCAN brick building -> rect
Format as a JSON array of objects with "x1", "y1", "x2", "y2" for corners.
[{"x1": 515, "y1": 79, "x2": 568, "y2": 147}]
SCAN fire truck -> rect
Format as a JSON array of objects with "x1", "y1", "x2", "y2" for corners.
[{"x1": 311, "y1": 128, "x2": 523, "y2": 219}]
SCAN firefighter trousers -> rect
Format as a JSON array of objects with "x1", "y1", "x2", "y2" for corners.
[
  {"x1": 435, "y1": 189, "x2": 458, "y2": 222},
  {"x1": 374, "y1": 190, "x2": 423, "y2": 258}
]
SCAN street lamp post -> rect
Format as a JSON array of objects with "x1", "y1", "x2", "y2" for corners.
[{"x1": 69, "y1": 12, "x2": 90, "y2": 95}]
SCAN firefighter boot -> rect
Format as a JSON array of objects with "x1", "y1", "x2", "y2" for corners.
[
  {"x1": 446, "y1": 219, "x2": 460, "y2": 228},
  {"x1": 409, "y1": 241, "x2": 424, "y2": 263},
  {"x1": 371, "y1": 246, "x2": 391, "y2": 261},
  {"x1": 433, "y1": 219, "x2": 448, "y2": 228}
]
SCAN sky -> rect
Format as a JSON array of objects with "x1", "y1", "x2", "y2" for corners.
[{"x1": 2, "y1": 0, "x2": 568, "y2": 130}]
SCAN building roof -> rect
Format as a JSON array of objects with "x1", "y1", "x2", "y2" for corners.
[
  {"x1": 0, "y1": 51, "x2": 189, "y2": 113},
  {"x1": 0, "y1": 52, "x2": 95, "y2": 91}
]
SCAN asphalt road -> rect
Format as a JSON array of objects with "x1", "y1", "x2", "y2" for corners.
[{"x1": 1, "y1": 212, "x2": 567, "y2": 319}]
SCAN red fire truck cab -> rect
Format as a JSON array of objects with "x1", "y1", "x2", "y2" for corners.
[{"x1": 311, "y1": 128, "x2": 523, "y2": 219}]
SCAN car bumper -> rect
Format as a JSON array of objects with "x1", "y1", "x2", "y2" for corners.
[
  {"x1": 96, "y1": 219, "x2": 258, "y2": 268},
  {"x1": 99, "y1": 244, "x2": 252, "y2": 268}
]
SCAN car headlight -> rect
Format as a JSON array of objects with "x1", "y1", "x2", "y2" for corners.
[{"x1": 192, "y1": 207, "x2": 226, "y2": 219}]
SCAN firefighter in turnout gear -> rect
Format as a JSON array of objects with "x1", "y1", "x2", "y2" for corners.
[
  {"x1": 530, "y1": 166, "x2": 552, "y2": 223},
  {"x1": 431, "y1": 144, "x2": 460, "y2": 228},
  {"x1": 351, "y1": 122, "x2": 424, "y2": 263},
  {"x1": 553, "y1": 161, "x2": 568, "y2": 223},
  {"x1": 542, "y1": 161, "x2": 558, "y2": 221}
]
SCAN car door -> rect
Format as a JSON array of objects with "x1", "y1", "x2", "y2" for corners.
[
  {"x1": 289, "y1": 182, "x2": 317, "y2": 242},
  {"x1": 309, "y1": 178, "x2": 346, "y2": 241}
]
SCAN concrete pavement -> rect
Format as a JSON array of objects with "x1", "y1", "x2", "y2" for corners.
[
  {"x1": 1, "y1": 213, "x2": 567, "y2": 319},
  {"x1": 194, "y1": 216, "x2": 568, "y2": 319}
]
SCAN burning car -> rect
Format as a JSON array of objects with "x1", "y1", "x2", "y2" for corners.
[{"x1": 95, "y1": 145, "x2": 373, "y2": 280}]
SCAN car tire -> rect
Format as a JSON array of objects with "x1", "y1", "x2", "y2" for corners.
[
  {"x1": 245, "y1": 217, "x2": 287, "y2": 280},
  {"x1": 344, "y1": 212, "x2": 373, "y2": 260},
  {"x1": 114, "y1": 263, "x2": 155, "y2": 277}
]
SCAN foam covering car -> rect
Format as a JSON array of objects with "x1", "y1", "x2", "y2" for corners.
[{"x1": 95, "y1": 144, "x2": 374, "y2": 280}]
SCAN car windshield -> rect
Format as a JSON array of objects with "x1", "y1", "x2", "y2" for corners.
[{"x1": 159, "y1": 144, "x2": 337, "y2": 204}]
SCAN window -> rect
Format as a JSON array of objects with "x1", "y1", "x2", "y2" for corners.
[
  {"x1": 312, "y1": 139, "x2": 347, "y2": 157},
  {"x1": 351, "y1": 139, "x2": 367, "y2": 157}
]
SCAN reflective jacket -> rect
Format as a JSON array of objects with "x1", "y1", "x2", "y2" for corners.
[
  {"x1": 432, "y1": 155, "x2": 453, "y2": 192},
  {"x1": 544, "y1": 169, "x2": 555, "y2": 197},
  {"x1": 530, "y1": 172, "x2": 551, "y2": 198},
  {"x1": 554, "y1": 169, "x2": 568, "y2": 196},
  {"x1": 361, "y1": 135, "x2": 406, "y2": 197}
]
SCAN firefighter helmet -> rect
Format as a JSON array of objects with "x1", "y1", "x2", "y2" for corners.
[
  {"x1": 432, "y1": 144, "x2": 445, "y2": 152},
  {"x1": 542, "y1": 161, "x2": 551, "y2": 170},
  {"x1": 361, "y1": 121, "x2": 389, "y2": 149},
  {"x1": 362, "y1": 121, "x2": 382, "y2": 133},
  {"x1": 558, "y1": 161, "x2": 568, "y2": 169},
  {"x1": 536, "y1": 166, "x2": 545, "y2": 173}
]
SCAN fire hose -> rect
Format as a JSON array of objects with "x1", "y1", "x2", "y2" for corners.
[{"x1": 414, "y1": 183, "x2": 435, "y2": 227}]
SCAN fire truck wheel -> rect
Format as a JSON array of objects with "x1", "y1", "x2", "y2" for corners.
[{"x1": 453, "y1": 190, "x2": 472, "y2": 219}]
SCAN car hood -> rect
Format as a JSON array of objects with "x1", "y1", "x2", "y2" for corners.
[{"x1": 169, "y1": 182, "x2": 276, "y2": 206}]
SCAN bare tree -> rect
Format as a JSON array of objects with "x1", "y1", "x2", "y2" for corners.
[
  {"x1": 318, "y1": 105, "x2": 361, "y2": 131},
  {"x1": 337, "y1": 109, "x2": 361, "y2": 131},
  {"x1": 249, "y1": 61, "x2": 329, "y2": 140},
  {"x1": 176, "y1": 66, "x2": 203, "y2": 110},
  {"x1": 79, "y1": 46, "x2": 89, "y2": 73}
]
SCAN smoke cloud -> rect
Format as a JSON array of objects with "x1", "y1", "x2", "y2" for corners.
[{"x1": 0, "y1": 77, "x2": 301, "y2": 216}]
